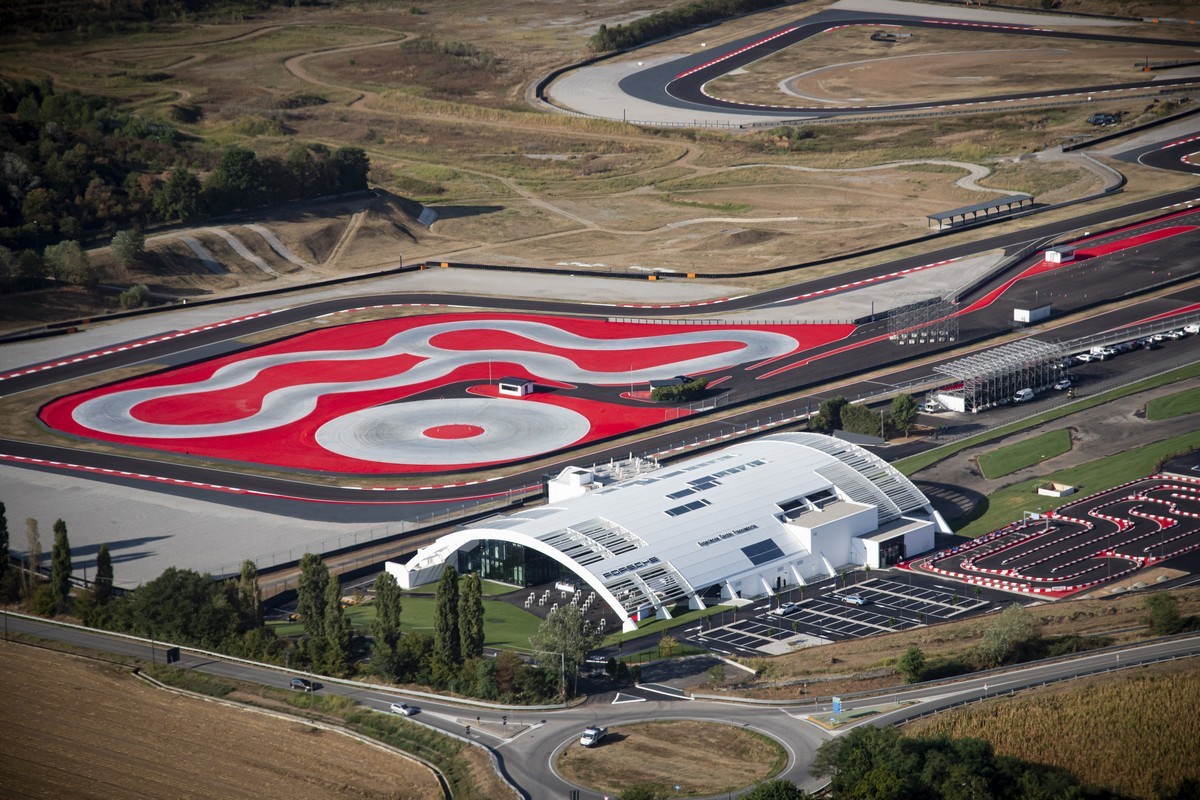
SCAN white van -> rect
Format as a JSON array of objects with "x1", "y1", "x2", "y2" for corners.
[{"x1": 1012, "y1": 388, "x2": 1035, "y2": 404}]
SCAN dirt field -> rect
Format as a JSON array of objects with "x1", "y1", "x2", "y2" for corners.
[
  {"x1": 0, "y1": 642, "x2": 442, "y2": 800},
  {"x1": 555, "y1": 720, "x2": 785, "y2": 797},
  {"x1": 3, "y1": 0, "x2": 1194, "y2": 328}
]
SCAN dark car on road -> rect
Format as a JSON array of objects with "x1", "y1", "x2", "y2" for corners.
[{"x1": 289, "y1": 677, "x2": 314, "y2": 692}]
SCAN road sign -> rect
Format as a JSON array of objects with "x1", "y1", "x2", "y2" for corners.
[{"x1": 832, "y1": 696, "x2": 842, "y2": 714}]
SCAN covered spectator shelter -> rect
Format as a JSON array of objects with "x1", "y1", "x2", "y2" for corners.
[{"x1": 928, "y1": 194, "x2": 1033, "y2": 229}]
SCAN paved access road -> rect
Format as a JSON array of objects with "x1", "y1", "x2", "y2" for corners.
[{"x1": 5, "y1": 611, "x2": 1198, "y2": 799}]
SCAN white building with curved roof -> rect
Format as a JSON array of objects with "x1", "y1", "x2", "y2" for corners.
[{"x1": 388, "y1": 433, "x2": 948, "y2": 632}]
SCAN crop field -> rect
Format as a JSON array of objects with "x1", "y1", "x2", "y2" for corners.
[{"x1": 905, "y1": 660, "x2": 1200, "y2": 800}]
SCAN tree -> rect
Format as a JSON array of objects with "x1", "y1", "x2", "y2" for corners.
[
  {"x1": 371, "y1": 571, "x2": 404, "y2": 676},
  {"x1": 890, "y1": 393, "x2": 918, "y2": 437},
  {"x1": 529, "y1": 603, "x2": 604, "y2": 696},
  {"x1": 810, "y1": 396, "x2": 848, "y2": 433},
  {"x1": 50, "y1": 518, "x2": 71, "y2": 608},
  {"x1": 976, "y1": 603, "x2": 1041, "y2": 668},
  {"x1": 110, "y1": 228, "x2": 145, "y2": 269},
  {"x1": 322, "y1": 572, "x2": 352, "y2": 675},
  {"x1": 433, "y1": 564, "x2": 461, "y2": 673},
  {"x1": 115, "y1": 567, "x2": 240, "y2": 648},
  {"x1": 742, "y1": 779, "x2": 807, "y2": 799},
  {"x1": 897, "y1": 643, "x2": 925, "y2": 683},
  {"x1": 152, "y1": 169, "x2": 201, "y2": 222},
  {"x1": 93, "y1": 543, "x2": 113, "y2": 604},
  {"x1": 459, "y1": 571, "x2": 485, "y2": 660},
  {"x1": 24, "y1": 517, "x2": 41, "y2": 600},
  {"x1": 658, "y1": 632, "x2": 680, "y2": 658},
  {"x1": 331, "y1": 146, "x2": 370, "y2": 192},
  {"x1": 1144, "y1": 592, "x2": 1184, "y2": 635},
  {"x1": 236, "y1": 559, "x2": 261, "y2": 628},
  {"x1": 296, "y1": 553, "x2": 330, "y2": 640},
  {"x1": 43, "y1": 240, "x2": 96, "y2": 287},
  {"x1": 204, "y1": 146, "x2": 264, "y2": 212},
  {"x1": 840, "y1": 402, "x2": 883, "y2": 438}
]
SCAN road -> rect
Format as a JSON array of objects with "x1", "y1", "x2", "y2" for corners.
[
  {"x1": 3, "y1": 191, "x2": 1199, "y2": 520},
  {"x1": 5, "y1": 610, "x2": 1197, "y2": 798}
]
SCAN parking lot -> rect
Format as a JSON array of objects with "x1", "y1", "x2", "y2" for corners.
[{"x1": 693, "y1": 574, "x2": 993, "y2": 656}]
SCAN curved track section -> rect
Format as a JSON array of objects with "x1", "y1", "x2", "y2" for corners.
[{"x1": 587, "y1": 9, "x2": 1200, "y2": 123}]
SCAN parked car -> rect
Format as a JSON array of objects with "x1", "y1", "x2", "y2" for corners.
[
  {"x1": 290, "y1": 677, "x2": 314, "y2": 692},
  {"x1": 771, "y1": 601, "x2": 800, "y2": 616},
  {"x1": 1150, "y1": 332, "x2": 1171, "y2": 342},
  {"x1": 1165, "y1": 329, "x2": 1187, "y2": 340},
  {"x1": 1053, "y1": 377, "x2": 1073, "y2": 391},
  {"x1": 580, "y1": 726, "x2": 608, "y2": 747},
  {"x1": 390, "y1": 702, "x2": 418, "y2": 716},
  {"x1": 1184, "y1": 323, "x2": 1200, "y2": 335},
  {"x1": 1013, "y1": 388, "x2": 1035, "y2": 404},
  {"x1": 1075, "y1": 352, "x2": 1099, "y2": 362},
  {"x1": 841, "y1": 594, "x2": 869, "y2": 606},
  {"x1": 923, "y1": 400, "x2": 943, "y2": 413}
]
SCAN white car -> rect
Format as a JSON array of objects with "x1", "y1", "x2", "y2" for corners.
[
  {"x1": 1074, "y1": 352, "x2": 1099, "y2": 362},
  {"x1": 580, "y1": 726, "x2": 608, "y2": 747},
  {"x1": 390, "y1": 702, "x2": 418, "y2": 716},
  {"x1": 1150, "y1": 332, "x2": 1171, "y2": 342},
  {"x1": 1164, "y1": 329, "x2": 1187, "y2": 340},
  {"x1": 1183, "y1": 323, "x2": 1200, "y2": 335},
  {"x1": 771, "y1": 602, "x2": 800, "y2": 616},
  {"x1": 1053, "y1": 377, "x2": 1072, "y2": 391}
]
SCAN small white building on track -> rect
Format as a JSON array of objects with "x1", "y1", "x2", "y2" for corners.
[{"x1": 388, "y1": 433, "x2": 947, "y2": 632}]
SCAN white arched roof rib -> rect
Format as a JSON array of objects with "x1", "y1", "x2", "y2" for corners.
[
  {"x1": 415, "y1": 528, "x2": 632, "y2": 623},
  {"x1": 761, "y1": 433, "x2": 930, "y2": 524}
]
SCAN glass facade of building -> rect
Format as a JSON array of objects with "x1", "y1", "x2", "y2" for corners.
[{"x1": 457, "y1": 540, "x2": 575, "y2": 588}]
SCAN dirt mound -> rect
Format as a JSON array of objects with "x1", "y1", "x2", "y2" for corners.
[{"x1": 686, "y1": 227, "x2": 780, "y2": 250}]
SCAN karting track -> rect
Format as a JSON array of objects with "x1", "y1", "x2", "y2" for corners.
[
  {"x1": 911, "y1": 475, "x2": 1200, "y2": 597},
  {"x1": 29, "y1": 211, "x2": 1200, "y2": 476},
  {"x1": 4, "y1": 193, "x2": 1200, "y2": 514},
  {"x1": 601, "y1": 8, "x2": 1200, "y2": 121},
  {"x1": 41, "y1": 315, "x2": 845, "y2": 473}
]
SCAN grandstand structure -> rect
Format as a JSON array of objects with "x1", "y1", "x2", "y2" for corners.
[
  {"x1": 931, "y1": 339, "x2": 1065, "y2": 413},
  {"x1": 885, "y1": 296, "x2": 959, "y2": 346}
]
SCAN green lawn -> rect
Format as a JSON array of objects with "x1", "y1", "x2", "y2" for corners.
[
  {"x1": 268, "y1": 595, "x2": 544, "y2": 650},
  {"x1": 977, "y1": 428, "x2": 1072, "y2": 479},
  {"x1": 1146, "y1": 387, "x2": 1200, "y2": 421},
  {"x1": 955, "y1": 427, "x2": 1200, "y2": 537}
]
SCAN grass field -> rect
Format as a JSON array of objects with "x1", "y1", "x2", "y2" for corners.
[
  {"x1": 556, "y1": 721, "x2": 786, "y2": 797},
  {"x1": 269, "y1": 594, "x2": 543, "y2": 650},
  {"x1": 904, "y1": 661, "x2": 1200, "y2": 800},
  {"x1": 896, "y1": 360, "x2": 1200, "y2": 477},
  {"x1": 956, "y1": 427, "x2": 1200, "y2": 537},
  {"x1": 1146, "y1": 387, "x2": 1200, "y2": 420},
  {"x1": 977, "y1": 428, "x2": 1072, "y2": 479}
]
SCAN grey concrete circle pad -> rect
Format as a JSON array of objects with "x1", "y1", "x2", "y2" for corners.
[{"x1": 314, "y1": 398, "x2": 591, "y2": 465}]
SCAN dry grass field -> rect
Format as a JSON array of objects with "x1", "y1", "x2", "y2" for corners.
[
  {"x1": 905, "y1": 660, "x2": 1200, "y2": 800},
  {"x1": 2, "y1": 0, "x2": 1195, "y2": 326},
  {"x1": 0, "y1": 641, "x2": 442, "y2": 800},
  {"x1": 555, "y1": 720, "x2": 786, "y2": 797}
]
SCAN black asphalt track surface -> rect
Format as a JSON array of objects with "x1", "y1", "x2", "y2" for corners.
[{"x1": 616, "y1": 9, "x2": 1200, "y2": 118}]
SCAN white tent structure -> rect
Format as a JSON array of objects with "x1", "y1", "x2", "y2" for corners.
[{"x1": 388, "y1": 433, "x2": 947, "y2": 632}]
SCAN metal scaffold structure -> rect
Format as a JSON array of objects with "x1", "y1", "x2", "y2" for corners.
[
  {"x1": 933, "y1": 339, "x2": 1065, "y2": 413},
  {"x1": 886, "y1": 296, "x2": 959, "y2": 346}
]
